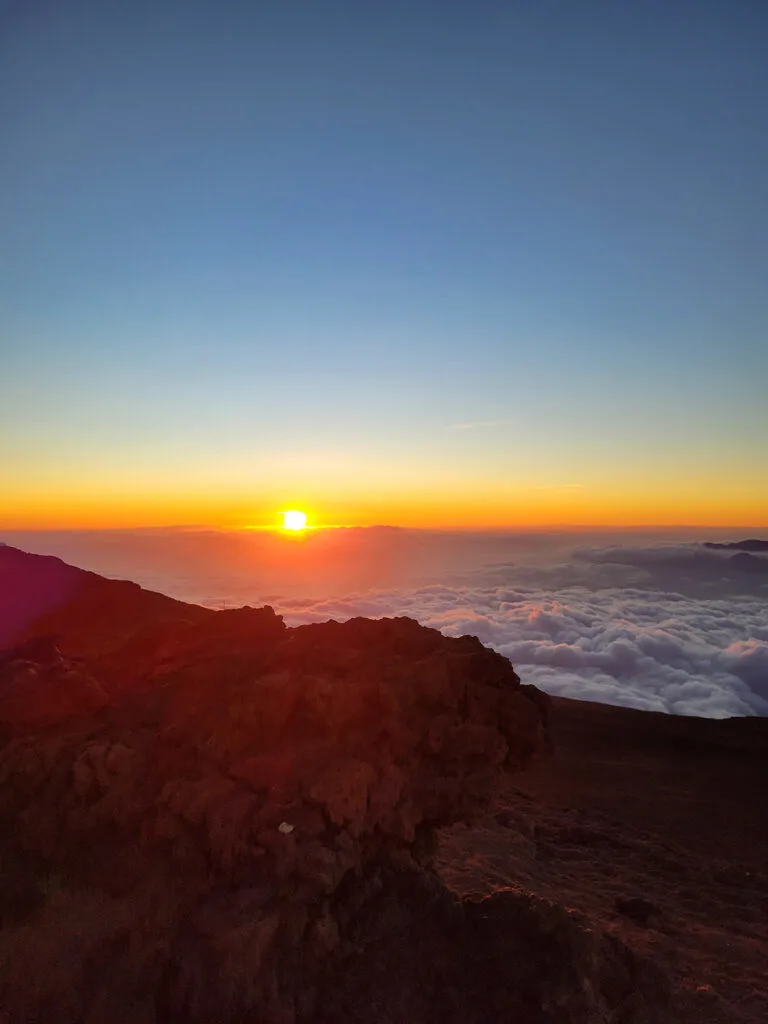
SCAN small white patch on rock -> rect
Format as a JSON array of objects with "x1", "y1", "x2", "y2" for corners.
[{"x1": 278, "y1": 821, "x2": 295, "y2": 834}]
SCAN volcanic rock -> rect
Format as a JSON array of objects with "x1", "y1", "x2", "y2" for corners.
[{"x1": 0, "y1": 548, "x2": 676, "y2": 1023}]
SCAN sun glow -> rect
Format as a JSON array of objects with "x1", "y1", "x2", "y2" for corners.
[{"x1": 282, "y1": 509, "x2": 308, "y2": 531}]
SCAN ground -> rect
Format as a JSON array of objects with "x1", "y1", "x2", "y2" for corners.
[{"x1": 438, "y1": 696, "x2": 768, "y2": 1024}]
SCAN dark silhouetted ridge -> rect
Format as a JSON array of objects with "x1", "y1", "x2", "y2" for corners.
[{"x1": 703, "y1": 538, "x2": 768, "y2": 552}]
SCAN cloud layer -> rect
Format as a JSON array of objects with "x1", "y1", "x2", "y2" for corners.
[
  {"x1": 267, "y1": 538, "x2": 768, "y2": 719},
  {"x1": 4, "y1": 528, "x2": 768, "y2": 719},
  {"x1": 275, "y1": 583, "x2": 768, "y2": 718}
]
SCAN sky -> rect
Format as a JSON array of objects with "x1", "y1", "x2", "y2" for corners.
[{"x1": 2, "y1": 0, "x2": 767, "y2": 529}]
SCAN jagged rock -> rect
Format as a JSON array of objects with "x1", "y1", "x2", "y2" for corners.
[
  {"x1": 313, "y1": 879, "x2": 671, "y2": 1023},
  {"x1": 0, "y1": 638, "x2": 107, "y2": 727},
  {"x1": 0, "y1": 549, "x2": 673, "y2": 1023},
  {"x1": 1, "y1": 616, "x2": 546, "y2": 871}
]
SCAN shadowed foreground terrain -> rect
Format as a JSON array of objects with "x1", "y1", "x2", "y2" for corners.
[{"x1": 0, "y1": 544, "x2": 766, "y2": 1023}]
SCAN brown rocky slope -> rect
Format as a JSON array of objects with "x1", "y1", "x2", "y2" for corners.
[{"x1": 0, "y1": 545, "x2": 765, "y2": 1022}]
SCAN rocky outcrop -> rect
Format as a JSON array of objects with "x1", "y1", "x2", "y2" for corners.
[
  {"x1": 310, "y1": 880, "x2": 671, "y2": 1023},
  {"x1": 0, "y1": 635, "x2": 108, "y2": 727},
  {"x1": 0, "y1": 549, "x2": 671, "y2": 1023}
]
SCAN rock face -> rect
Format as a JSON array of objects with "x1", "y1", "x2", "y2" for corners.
[{"x1": 0, "y1": 547, "x2": 671, "y2": 1023}]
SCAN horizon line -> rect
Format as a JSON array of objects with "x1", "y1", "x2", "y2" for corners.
[{"x1": 3, "y1": 522, "x2": 768, "y2": 534}]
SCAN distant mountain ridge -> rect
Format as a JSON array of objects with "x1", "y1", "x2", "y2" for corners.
[{"x1": 703, "y1": 538, "x2": 768, "y2": 552}]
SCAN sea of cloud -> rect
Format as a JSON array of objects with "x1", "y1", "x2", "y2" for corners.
[
  {"x1": 279, "y1": 582, "x2": 768, "y2": 718},
  {"x1": 4, "y1": 527, "x2": 768, "y2": 718}
]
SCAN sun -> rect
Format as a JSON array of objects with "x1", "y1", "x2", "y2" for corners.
[{"x1": 282, "y1": 509, "x2": 308, "y2": 531}]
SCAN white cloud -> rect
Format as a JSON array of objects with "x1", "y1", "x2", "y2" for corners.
[{"x1": 274, "y1": 583, "x2": 768, "y2": 719}]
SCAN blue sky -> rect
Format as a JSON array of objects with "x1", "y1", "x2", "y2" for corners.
[{"x1": 2, "y1": 0, "x2": 767, "y2": 527}]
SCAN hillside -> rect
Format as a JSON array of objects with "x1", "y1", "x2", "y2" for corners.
[{"x1": 0, "y1": 545, "x2": 766, "y2": 1023}]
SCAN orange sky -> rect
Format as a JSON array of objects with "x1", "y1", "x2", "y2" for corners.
[
  {"x1": 3, "y1": 399, "x2": 766, "y2": 531},
  {"x1": 2, "y1": 476, "x2": 766, "y2": 531}
]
